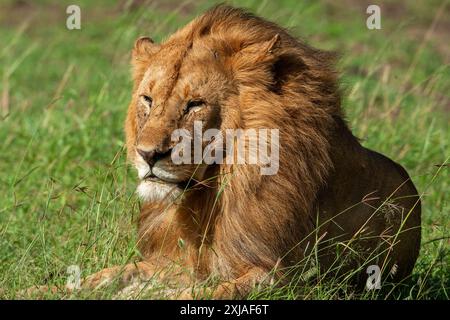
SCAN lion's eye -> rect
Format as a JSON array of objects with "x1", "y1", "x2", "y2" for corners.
[
  {"x1": 140, "y1": 95, "x2": 153, "y2": 110},
  {"x1": 185, "y1": 99, "x2": 205, "y2": 114}
]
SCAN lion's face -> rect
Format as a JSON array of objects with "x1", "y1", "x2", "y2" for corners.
[{"x1": 126, "y1": 37, "x2": 236, "y2": 202}]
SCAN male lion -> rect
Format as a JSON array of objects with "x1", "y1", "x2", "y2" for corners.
[{"x1": 32, "y1": 5, "x2": 422, "y2": 299}]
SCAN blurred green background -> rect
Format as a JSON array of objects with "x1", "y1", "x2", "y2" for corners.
[{"x1": 0, "y1": 0, "x2": 448, "y2": 299}]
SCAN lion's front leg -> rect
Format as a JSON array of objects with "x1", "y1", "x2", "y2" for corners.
[
  {"x1": 176, "y1": 267, "x2": 272, "y2": 300},
  {"x1": 24, "y1": 261, "x2": 157, "y2": 298},
  {"x1": 81, "y1": 261, "x2": 156, "y2": 290}
]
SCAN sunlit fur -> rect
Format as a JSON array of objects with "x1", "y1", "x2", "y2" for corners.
[{"x1": 118, "y1": 5, "x2": 420, "y2": 297}]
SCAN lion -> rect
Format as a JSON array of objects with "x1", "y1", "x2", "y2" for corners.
[{"x1": 29, "y1": 5, "x2": 421, "y2": 299}]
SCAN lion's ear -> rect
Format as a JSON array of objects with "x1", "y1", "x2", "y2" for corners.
[
  {"x1": 132, "y1": 36, "x2": 160, "y2": 60},
  {"x1": 232, "y1": 34, "x2": 306, "y2": 91},
  {"x1": 131, "y1": 37, "x2": 160, "y2": 89},
  {"x1": 231, "y1": 34, "x2": 287, "y2": 87},
  {"x1": 260, "y1": 34, "x2": 281, "y2": 54},
  {"x1": 237, "y1": 34, "x2": 281, "y2": 62}
]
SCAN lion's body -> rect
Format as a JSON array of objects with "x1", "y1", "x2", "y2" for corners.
[
  {"x1": 316, "y1": 122, "x2": 421, "y2": 283},
  {"x1": 135, "y1": 108, "x2": 422, "y2": 291},
  {"x1": 123, "y1": 6, "x2": 421, "y2": 296},
  {"x1": 30, "y1": 6, "x2": 420, "y2": 298}
]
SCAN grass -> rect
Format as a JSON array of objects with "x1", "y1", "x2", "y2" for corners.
[{"x1": 0, "y1": 0, "x2": 448, "y2": 299}]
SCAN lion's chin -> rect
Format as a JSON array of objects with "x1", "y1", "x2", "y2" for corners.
[{"x1": 136, "y1": 179, "x2": 182, "y2": 203}]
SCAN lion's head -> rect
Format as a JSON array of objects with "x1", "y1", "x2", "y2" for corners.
[
  {"x1": 125, "y1": 33, "x2": 230, "y2": 203},
  {"x1": 125, "y1": 6, "x2": 340, "y2": 210}
]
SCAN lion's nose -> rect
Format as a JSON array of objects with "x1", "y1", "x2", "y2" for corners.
[
  {"x1": 137, "y1": 149, "x2": 156, "y2": 166},
  {"x1": 137, "y1": 148, "x2": 172, "y2": 167}
]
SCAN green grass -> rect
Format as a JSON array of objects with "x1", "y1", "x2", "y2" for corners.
[{"x1": 0, "y1": 0, "x2": 448, "y2": 299}]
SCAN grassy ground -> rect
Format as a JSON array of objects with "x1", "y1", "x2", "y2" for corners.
[{"x1": 0, "y1": 0, "x2": 448, "y2": 299}]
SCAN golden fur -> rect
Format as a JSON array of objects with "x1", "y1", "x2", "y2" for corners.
[{"x1": 31, "y1": 5, "x2": 422, "y2": 298}]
